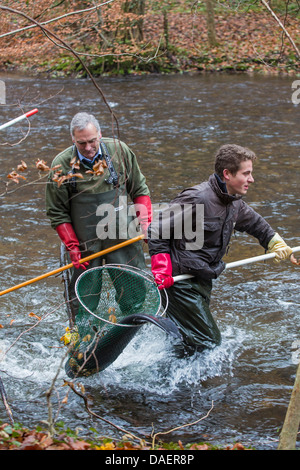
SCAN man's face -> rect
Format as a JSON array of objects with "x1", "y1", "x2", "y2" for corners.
[
  {"x1": 224, "y1": 159, "x2": 254, "y2": 196},
  {"x1": 72, "y1": 123, "x2": 101, "y2": 160}
]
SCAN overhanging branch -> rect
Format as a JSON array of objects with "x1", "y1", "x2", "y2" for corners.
[
  {"x1": 0, "y1": 4, "x2": 120, "y2": 137},
  {"x1": 260, "y1": 0, "x2": 300, "y2": 59}
]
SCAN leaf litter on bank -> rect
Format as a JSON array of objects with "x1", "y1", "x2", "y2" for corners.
[{"x1": 0, "y1": 422, "x2": 251, "y2": 450}]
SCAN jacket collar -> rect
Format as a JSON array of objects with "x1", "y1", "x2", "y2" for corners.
[
  {"x1": 72, "y1": 144, "x2": 102, "y2": 169},
  {"x1": 209, "y1": 174, "x2": 242, "y2": 204}
]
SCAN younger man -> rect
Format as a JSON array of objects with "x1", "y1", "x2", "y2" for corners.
[{"x1": 148, "y1": 144, "x2": 298, "y2": 353}]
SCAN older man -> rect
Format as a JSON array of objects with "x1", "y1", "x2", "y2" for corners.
[
  {"x1": 46, "y1": 112, "x2": 152, "y2": 320},
  {"x1": 148, "y1": 144, "x2": 298, "y2": 354}
]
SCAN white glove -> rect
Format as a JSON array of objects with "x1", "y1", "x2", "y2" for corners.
[{"x1": 268, "y1": 233, "x2": 293, "y2": 263}]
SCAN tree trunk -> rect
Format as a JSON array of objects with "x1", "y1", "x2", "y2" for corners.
[
  {"x1": 123, "y1": 0, "x2": 145, "y2": 42},
  {"x1": 205, "y1": 0, "x2": 217, "y2": 47},
  {"x1": 163, "y1": 9, "x2": 169, "y2": 51},
  {"x1": 278, "y1": 361, "x2": 300, "y2": 450}
]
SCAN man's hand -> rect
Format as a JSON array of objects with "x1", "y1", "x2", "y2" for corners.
[
  {"x1": 267, "y1": 233, "x2": 293, "y2": 263},
  {"x1": 56, "y1": 223, "x2": 89, "y2": 270},
  {"x1": 151, "y1": 253, "x2": 174, "y2": 290}
]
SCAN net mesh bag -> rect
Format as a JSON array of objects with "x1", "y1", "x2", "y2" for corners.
[{"x1": 65, "y1": 265, "x2": 162, "y2": 378}]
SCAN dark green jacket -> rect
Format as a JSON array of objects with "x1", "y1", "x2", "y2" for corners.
[{"x1": 46, "y1": 138, "x2": 150, "y2": 229}]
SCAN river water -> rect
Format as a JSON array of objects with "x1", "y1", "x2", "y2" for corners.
[{"x1": 0, "y1": 72, "x2": 299, "y2": 450}]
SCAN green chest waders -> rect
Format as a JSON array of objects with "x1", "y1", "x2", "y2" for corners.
[
  {"x1": 67, "y1": 185, "x2": 146, "y2": 320},
  {"x1": 164, "y1": 277, "x2": 221, "y2": 353}
]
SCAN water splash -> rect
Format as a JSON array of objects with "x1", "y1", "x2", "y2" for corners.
[{"x1": 86, "y1": 322, "x2": 247, "y2": 396}]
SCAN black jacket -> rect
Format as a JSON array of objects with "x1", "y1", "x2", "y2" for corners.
[{"x1": 148, "y1": 174, "x2": 275, "y2": 280}]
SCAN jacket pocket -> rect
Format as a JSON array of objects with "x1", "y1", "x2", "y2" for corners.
[{"x1": 203, "y1": 217, "x2": 223, "y2": 248}]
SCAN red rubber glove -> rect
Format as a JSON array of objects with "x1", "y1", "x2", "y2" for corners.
[
  {"x1": 56, "y1": 223, "x2": 89, "y2": 270},
  {"x1": 133, "y1": 195, "x2": 152, "y2": 242},
  {"x1": 151, "y1": 253, "x2": 174, "y2": 290}
]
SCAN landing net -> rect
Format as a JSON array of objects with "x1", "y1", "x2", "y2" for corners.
[{"x1": 65, "y1": 264, "x2": 162, "y2": 377}]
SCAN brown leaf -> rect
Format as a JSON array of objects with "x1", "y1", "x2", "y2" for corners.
[
  {"x1": 51, "y1": 164, "x2": 62, "y2": 171},
  {"x1": 17, "y1": 160, "x2": 27, "y2": 172},
  {"x1": 230, "y1": 442, "x2": 245, "y2": 450},
  {"x1": 178, "y1": 440, "x2": 184, "y2": 450},
  {"x1": 36, "y1": 159, "x2": 50, "y2": 171},
  {"x1": 53, "y1": 173, "x2": 83, "y2": 187},
  {"x1": 19, "y1": 431, "x2": 50, "y2": 450},
  {"x1": 190, "y1": 443, "x2": 209, "y2": 450},
  {"x1": 7, "y1": 171, "x2": 26, "y2": 183},
  {"x1": 29, "y1": 312, "x2": 41, "y2": 321},
  {"x1": 66, "y1": 437, "x2": 91, "y2": 450},
  {"x1": 85, "y1": 159, "x2": 107, "y2": 176},
  {"x1": 70, "y1": 157, "x2": 80, "y2": 169},
  {"x1": 108, "y1": 314, "x2": 117, "y2": 323}
]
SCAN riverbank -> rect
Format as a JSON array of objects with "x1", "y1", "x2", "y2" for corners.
[
  {"x1": 0, "y1": 420, "x2": 252, "y2": 450},
  {"x1": 0, "y1": 9, "x2": 299, "y2": 77}
]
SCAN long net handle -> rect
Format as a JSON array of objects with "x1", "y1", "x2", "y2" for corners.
[
  {"x1": 0, "y1": 234, "x2": 144, "y2": 297},
  {"x1": 173, "y1": 246, "x2": 300, "y2": 283},
  {"x1": 0, "y1": 108, "x2": 38, "y2": 130}
]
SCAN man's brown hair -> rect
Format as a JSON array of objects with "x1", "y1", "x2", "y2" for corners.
[{"x1": 214, "y1": 144, "x2": 257, "y2": 177}]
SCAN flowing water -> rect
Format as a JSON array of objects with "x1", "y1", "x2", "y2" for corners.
[{"x1": 0, "y1": 72, "x2": 299, "y2": 449}]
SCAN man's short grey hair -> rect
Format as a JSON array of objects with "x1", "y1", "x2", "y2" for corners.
[{"x1": 70, "y1": 112, "x2": 100, "y2": 136}]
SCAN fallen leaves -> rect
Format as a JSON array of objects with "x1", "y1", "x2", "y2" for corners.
[
  {"x1": 60, "y1": 326, "x2": 72, "y2": 345},
  {"x1": 0, "y1": 1, "x2": 299, "y2": 77},
  {"x1": 0, "y1": 424, "x2": 91, "y2": 450},
  {"x1": 0, "y1": 421, "x2": 251, "y2": 450}
]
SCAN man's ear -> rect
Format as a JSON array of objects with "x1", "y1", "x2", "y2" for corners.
[{"x1": 223, "y1": 169, "x2": 231, "y2": 181}]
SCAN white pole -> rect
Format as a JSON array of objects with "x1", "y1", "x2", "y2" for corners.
[
  {"x1": 0, "y1": 108, "x2": 38, "y2": 131},
  {"x1": 173, "y1": 246, "x2": 300, "y2": 282}
]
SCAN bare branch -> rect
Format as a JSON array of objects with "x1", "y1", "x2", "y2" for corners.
[
  {"x1": 151, "y1": 401, "x2": 214, "y2": 449},
  {"x1": 0, "y1": 0, "x2": 116, "y2": 40},
  {"x1": 65, "y1": 379, "x2": 147, "y2": 445},
  {"x1": 0, "y1": 5, "x2": 120, "y2": 138},
  {"x1": 260, "y1": 0, "x2": 300, "y2": 59},
  {"x1": 0, "y1": 376, "x2": 14, "y2": 425}
]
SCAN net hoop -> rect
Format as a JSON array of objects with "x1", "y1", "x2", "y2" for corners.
[{"x1": 75, "y1": 264, "x2": 166, "y2": 327}]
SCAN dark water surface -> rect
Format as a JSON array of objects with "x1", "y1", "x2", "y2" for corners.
[{"x1": 0, "y1": 72, "x2": 299, "y2": 449}]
